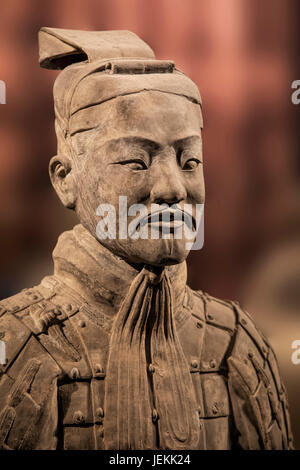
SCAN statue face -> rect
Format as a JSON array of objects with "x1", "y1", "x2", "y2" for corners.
[{"x1": 72, "y1": 90, "x2": 205, "y2": 266}]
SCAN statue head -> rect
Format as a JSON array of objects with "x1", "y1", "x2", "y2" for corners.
[{"x1": 39, "y1": 28, "x2": 204, "y2": 266}]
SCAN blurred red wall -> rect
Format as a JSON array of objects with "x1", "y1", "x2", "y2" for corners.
[{"x1": 0, "y1": 0, "x2": 299, "y2": 447}]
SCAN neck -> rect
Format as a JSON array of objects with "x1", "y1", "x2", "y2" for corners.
[{"x1": 52, "y1": 224, "x2": 188, "y2": 317}]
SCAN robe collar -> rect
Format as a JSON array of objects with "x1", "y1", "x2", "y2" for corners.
[{"x1": 52, "y1": 224, "x2": 187, "y2": 319}]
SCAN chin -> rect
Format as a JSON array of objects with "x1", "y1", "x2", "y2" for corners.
[{"x1": 120, "y1": 239, "x2": 191, "y2": 267}]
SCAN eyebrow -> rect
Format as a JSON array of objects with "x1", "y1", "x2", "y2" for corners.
[{"x1": 103, "y1": 134, "x2": 202, "y2": 150}]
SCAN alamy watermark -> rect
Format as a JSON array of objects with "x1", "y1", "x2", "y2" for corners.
[
  {"x1": 0, "y1": 80, "x2": 6, "y2": 104},
  {"x1": 96, "y1": 197, "x2": 204, "y2": 250},
  {"x1": 0, "y1": 332, "x2": 6, "y2": 365},
  {"x1": 291, "y1": 340, "x2": 300, "y2": 365},
  {"x1": 291, "y1": 80, "x2": 300, "y2": 105}
]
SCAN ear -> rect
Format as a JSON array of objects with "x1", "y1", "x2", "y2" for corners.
[{"x1": 49, "y1": 155, "x2": 77, "y2": 209}]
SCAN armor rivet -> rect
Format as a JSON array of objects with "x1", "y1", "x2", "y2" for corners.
[
  {"x1": 70, "y1": 367, "x2": 80, "y2": 379},
  {"x1": 148, "y1": 363, "x2": 155, "y2": 373},
  {"x1": 209, "y1": 359, "x2": 216, "y2": 368},
  {"x1": 191, "y1": 360, "x2": 198, "y2": 368},
  {"x1": 78, "y1": 320, "x2": 86, "y2": 328},
  {"x1": 248, "y1": 352, "x2": 254, "y2": 359},
  {"x1": 65, "y1": 304, "x2": 72, "y2": 311},
  {"x1": 241, "y1": 318, "x2": 247, "y2": 325},
  {"x1": 196, "y1": 322, "x2": 203, "y2": 329},
  {"x1": 152, "y1": 409, "x2": 159, "y2": 422},
  {"x1": 212, "y1": 404, "x2": 218, "y2": 415},
  {"x1": 73, "y1": 410, "x2": 85, "y2": 424},
  {"x1": 32, "y1": 295, "x2": 39, "y2": 300},
  {"x1": 96, "y1": 407, "x2": 104, "y2": 418},
  {"x1": 207, "y1": 314, "x2": 214, "y2": 321},
  {"x1": 197, "y1": 407, "x2": 201, "y2": 416}
]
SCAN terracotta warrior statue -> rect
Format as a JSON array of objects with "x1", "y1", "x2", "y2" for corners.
[{"x1": 0, "y1": 28, "x2": 294, "y2": 450}]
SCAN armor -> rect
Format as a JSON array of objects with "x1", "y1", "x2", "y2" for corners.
[{"x1": 0, "y1": 225, "x2": 293, "y2": 450}]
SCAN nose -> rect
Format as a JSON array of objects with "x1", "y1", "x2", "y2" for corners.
[{"x1": 150, "y1": 155, "x2": 187, "y2": 205}]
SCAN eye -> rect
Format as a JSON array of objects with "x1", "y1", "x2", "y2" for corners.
[
  {"x1": 120, "y1": 159, "x2": 148, "y2": 170},
  {"x1": 182, "y1": 158, "x2": 201, "y2": 171}
]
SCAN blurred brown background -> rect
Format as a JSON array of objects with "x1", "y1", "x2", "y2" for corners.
[{"x1": 0, "y1": 0, "x2": 299, "y2": 448}]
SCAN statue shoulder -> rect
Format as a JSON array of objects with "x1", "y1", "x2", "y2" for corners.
[
  {"x1": 0, "y1": 286, "x2": 44, "y2": 374},
  {"x1": 0, "y1": 277, "x2": 60, "y2": 365},
  {"x1": 180, "y1": 289, "x2": 237, "y2": 374},
  {"x1": 0, "y1": 281, "x2": 63, "y2": 449},
  {"x1": 187, "y1": 287, "x2": 236, "y2": 332},
  {"x1": 187, "y1": 288, "x2": 293, "y2": 449},
  {"x1": 227, "y1": 301, "x2": 294, "y2": 450}
]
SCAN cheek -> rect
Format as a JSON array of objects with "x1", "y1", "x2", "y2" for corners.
[
  {"x1": 99, "y1": 168, "x2": 151, "y2": 204},
  {"x1": 74, "y1": 159, "x2": 104, "y2": 214},
  {"x1": 184, "y1": 170, "x2": 205, "y2": 203}
]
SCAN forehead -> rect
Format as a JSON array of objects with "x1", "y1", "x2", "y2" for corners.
[{"x1": 70, "y1": 91, "x2": 203, "y2": 148}]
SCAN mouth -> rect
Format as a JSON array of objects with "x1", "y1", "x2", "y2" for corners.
[{"x1": 139, "y1": 207, "x2": 196, "y2": 233}]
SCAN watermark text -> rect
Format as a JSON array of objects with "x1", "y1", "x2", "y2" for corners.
[
  {"x1": 0, "y1": 80, "x2": 6, "y2": 104},
  {"x1": 96, "y1": 198, "x2": 204, "y2": 251}
]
